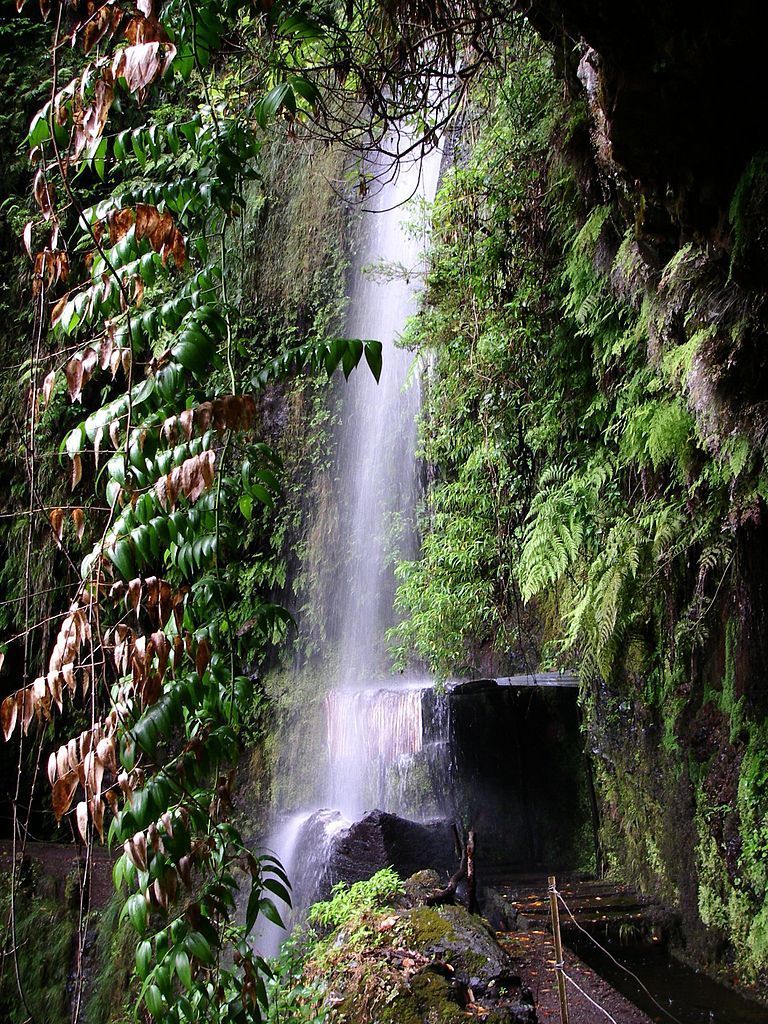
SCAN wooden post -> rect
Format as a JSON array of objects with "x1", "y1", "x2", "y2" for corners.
[
  {"x1": 548, "y1": 874, "x2": 569, "y2": 1024},
  {"x1": 466, "y1": 830, "x2": 477, "y2": 913}
]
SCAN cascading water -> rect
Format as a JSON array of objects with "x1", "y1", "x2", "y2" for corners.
[
  {"x1": 320, "y1": 144, "x2": 444, "y2": 818},
  {"x1": 257, "y1": 143, "x2": 446, "y2": 954}
]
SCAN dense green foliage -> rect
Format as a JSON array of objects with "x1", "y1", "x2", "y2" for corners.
[{"x1": 389, "y1": 27, "x2": 768, "y2": 983}]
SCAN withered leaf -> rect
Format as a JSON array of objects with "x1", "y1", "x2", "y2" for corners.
[
  {"x1": 76, "y1": 800, "x2": 89, "y2": 841},
  {"x1": 47, "y1": 750, "x2": 57, "y2": 785},
  {"x1": 66, "y1": 355, "x2": 85, "y2": 403},
  {"x1": 50, "y1": 507, "x2": 65, "y2": 547},
  {"x1": 33, "y1": 169, "x2": 54, "y2": 220},
  {"x1": 41, "y1": 369, "x2": 56, "y2": 407},
  {"x1": 71, "y1": 453, "x2": 83, "y2": 490},
  {"x1": 72, "y1": 507, "x2": 85, "y2": 541},
  {"x1": 90, "y1": 796, "x2": 105, "y2": 841},
  {"x1": 21, "y1": 686, "x2": 35, "y2": 735},
  {"x1": 1, "y1": 694, "x2": 18, "y2": 741},
  {"x1": 48, "y1": 669, "x2": 63, "y2": 712},
  {"x1": 52, "y1": 770, "x2": 79, "y2": 821},
  {"x1": 51, "y1": 296, "x2": 67, "y2": 328},
  {"x1": 127, "y1": 577, "x2": 142, "y2": 613},
  {"x1": 112, "y1": 41, "x2": 161, "y2": 95},
  {"x1": 22, "y1": 221, "x2": 33, "y2": 260},
  {"x1": 108, "y1": 208, "x2": 134, "y2": 246},
  {"x1": 195, "y1": 637, "x2": 211, "y2": 678}
]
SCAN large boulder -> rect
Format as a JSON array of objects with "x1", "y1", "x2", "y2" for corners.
[
  {"x1": 292, "y1": 809, "x2": 460, "y2": 908},
  {"x1": 327, "y1": 810, "x2": 459, "y2": 888},
  {"x1": 306, "y1": 876, "x2": 536, "y2": 1024}
]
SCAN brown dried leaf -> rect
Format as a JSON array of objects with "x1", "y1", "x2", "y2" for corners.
[
  {"x1": 50, "y1": 507, "x2": 65, "y2": 547},
  {"x1": 109, "y1": 418, "x2": 121, "y2": 447},
  {"x1": 127, "y1": 577, "x2": 142, "y2": 613},
  {"x1": 109, "y1": 345, "x2": 121, "y2": 379},
  {"x1": 151, "y1": 630, "x2": 169, "y2": 680},
  {"x1": 56, "y1": 745, "x2": 68, "y2": 779},
  {"x1": 158, "y1": 580, "x2": 173, "y2": 627},
  {"x1": 71, "y1": 453, "x2": 83, "y2": 490},
  {"x1": 96, "y1": 735, "x2": 116, "y2": 773},
  {"x1": 48, "y1": 669, "x2": 63, "y2": 712},
  {"x1": 200, "y1": 449, "x2": 215, "y2": 489},
  {"x1": 81, "y1": 346, "x2": 99, "y2": 377},
  {"x1": 108, "y1": 207, "x2": 135, "y2": 246},
  {"x1": 62, "y1": 662, "x2": 76, "y2": 695},
  {"x1": 21, "y1": 686, "x2": 35, "y2": 735},
  {"x1": 33, "y1": 170, "x2": 54, "y2": 221},
  {"x1": 141, "y1": 670, "x2": 162, "y2": 707},
  {"x1": 101, "y1": 329, "x2": 114, "y2": 371},
  {"x1": 66, "y1": 355, "x2": 85, "y2": 403},
  {"x1": 179, "y1": 408, "x2": 194, "y2": 440},
  {"x1": 71, "y1": 507, "x2": 85, "y2": 541},
  {"x1": 52, "y1": 770, "x2": 79, "y2": 820},
  {"x1": 41, "y1": 369, "x2": 56, "y2": 407},
  {"x1": 90, "y1": 796, "x2": 105, "y2": 841},
  {"x1": 1, "y1": 694, "x2": 18, "y2": 741},
  {"x1": 195, "y1": 637, "x2": 211, "y2": 678},
  {"x1": 112, "y1": 41, "x2": 161, "y2": 95},
  {"x1": 144, "y1": 576, "x2": 159, "y2": 611},
  {"x1": 76, "y1": 800, "x2": 89, "y2": 841},
  {"x1": 22, "y1": 221, "x2": 33, "y2": 260}
]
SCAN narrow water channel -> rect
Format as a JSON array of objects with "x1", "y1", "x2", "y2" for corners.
[{"x1": 571, "y1": 940, "x2": 768, "y2": 1024}]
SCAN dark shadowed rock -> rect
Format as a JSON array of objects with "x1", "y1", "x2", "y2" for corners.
[
  {"x1": 326, "y1": 810, "x2": 459, "y2": 892},
  {"x1": 291, "y1": 809, "x2": 460, "y2": 908}
]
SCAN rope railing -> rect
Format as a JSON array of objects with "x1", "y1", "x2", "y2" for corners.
[{"x1": 553, "y1": 883, "x2": 685, "y2": 1024}]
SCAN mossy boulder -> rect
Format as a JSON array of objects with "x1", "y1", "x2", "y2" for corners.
[
  {"x1": 306, "y1": 875, "x2": 536, "y2": 1024},
  {"x1": 400, "y1": 905, "x2": 516, "y2": 989}
]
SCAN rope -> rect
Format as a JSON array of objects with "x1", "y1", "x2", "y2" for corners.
[
  {"x1": 555, "y1": 887, "x2": 686, "y2": 1024},
  {"x1": 562, "y1": 970, "x2": 619, "y2": 1023}
]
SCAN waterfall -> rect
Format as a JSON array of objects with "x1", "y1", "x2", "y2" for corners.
[
  {"x1": 256, "y1": 143, "x2": 444, "y2": 954},
  {"x1": 319, "y1": 144, "x2": 443, "y2": 818},
  {"x1": 329, "y1": 149, "x2": 441, "y2": 684}
]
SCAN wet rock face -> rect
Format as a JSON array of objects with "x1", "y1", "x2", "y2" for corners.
[
  {"x1": 326, "y1": 811, "x2": 459, "y2": 892},
  {"x1": 292, "y1": 809, "x2": 460, "y2": 908},
  {"x1": 528, "y1": 0, "x2": 768, "y2": 234}
]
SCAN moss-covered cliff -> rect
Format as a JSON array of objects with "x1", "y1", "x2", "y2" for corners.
[{"x1": 389, "y1": 15, "x2": 768, "y2": 992}]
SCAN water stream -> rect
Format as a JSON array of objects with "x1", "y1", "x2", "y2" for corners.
[{"x1": 258, "y1": 144, "x2": 443, "y2": 950}]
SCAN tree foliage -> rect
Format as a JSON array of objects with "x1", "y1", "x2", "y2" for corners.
[{"x1": 0, "y1": 0, "x2": 470, "y2": 1020}]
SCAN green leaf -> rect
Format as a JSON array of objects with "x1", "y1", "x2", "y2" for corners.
[
  {"x1": 29, "y1": 108, "x2": 51, "y2": 147},
  {"x1": 341, "y1": 338, "x2": 364, "y2": 379},
  {"x1": 144, "y1": 984, "x2": 164, "y2": 1017},
  {"x1": 185, "y1": 930, "x2": 214, "y2": 965},
  {"x1": 136, "y1": 939, "x2": 153, "y2": 980},
  {"x1": 263, "y1": 877, "x2": 291, "y2": 905},
  {"x1": 125, "y1": 893, "x2": 148, "y2": 934},
  {"x1": 109, "y1": 538, "x2": 136, "y2": 580},
  {"x1": 175, "y1": 949, "x2": 193, "y2": 990},
  {"x1": 258, "y1": 897, "x2": 284, "y2": 928},
  {"x1": 255, "y1": 83, "x2": 291, "y2": 128},
  {"x1": 364, "y1": 340, "x2": 383, "y2": 383}
]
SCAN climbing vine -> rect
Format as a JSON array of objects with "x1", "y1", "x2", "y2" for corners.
[{"x1": 0, "y1": 1, "x2": 393, "y2": 1021}]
